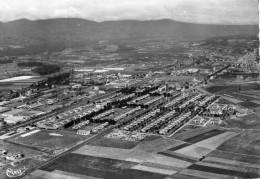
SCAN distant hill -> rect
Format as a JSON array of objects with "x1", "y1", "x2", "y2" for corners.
[
  {"x1": 0, "y1": 18, "x2": 258, "y2": 56},
  {"x1": 0, "y1": 18, "x2": 258, "y2": 42}
]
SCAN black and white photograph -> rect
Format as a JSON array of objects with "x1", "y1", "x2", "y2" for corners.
[{"x1": 0, "y1": 0, "x2": 259, "y2": 178}]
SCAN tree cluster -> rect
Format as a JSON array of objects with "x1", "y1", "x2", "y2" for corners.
[
  {"x1": 17, "y1": 61, "x2": 44, "y2": 67},
  {"x1": 32, "y1": 64, "x2": 61, "y2": 75},
  {"x1": 0, "y1": 59, "x2": 13, "y2": 64}
]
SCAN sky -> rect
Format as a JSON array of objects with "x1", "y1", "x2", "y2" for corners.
[{"x1": 0, "y1": 0, "x2": 259, "y2": 24}]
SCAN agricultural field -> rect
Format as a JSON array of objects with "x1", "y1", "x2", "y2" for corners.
[
  {"x1": 203, "y1": 156, "x2": 260, "y2": 172},
  {"x1": 206, "y1": 83, "x2": 260, "y2": 110},
  {"x1": 216, "y1": 130, "x2": 260, "y2": 157},
  {"x1": 254, "y1": 107, "x2": 260, "y2": 115},
  {"x1": 134, "y1": 136, "x2": 184, "y2": 153},
  {"x1": 89, "y1": 136, "x2": 139, "y2": 149},
  {"x1": 208, "y1": 149, "x2": 260, "y2": 165},
  {"x1": 162, "y1": 130, "x2": 260, "y2": 179},
  {"x1": 141, "y1": 134, "x2": 161, "y2": 142},
  {"x1": 227, "y1": 113, "x2": 260, "y2": 129},
  {"x1": 5, "y1": 130, "x2": 87, "y2": 154},
  {"x1": 20, "y1": 126, "x2": 260, "y2": 179},
  {"x1": 73, "y1": 145, "x2": 191, "y2": 168},
  {"x1": 224, "y1": 92, "x2": 260, "y2": 108},
  {"x1": 206, "y1": 83, "x2": 260, "y2": 94},
  {"x1": 32, "y1": 154, "x2": 168, "y2": 179},
  {"x1": 221, "y1": 94, "x2": 244, "y2": 104},
  {"x1": 168, "y1": 153, "x2": 260, "y2": 179},
  {"x1": 27, "y1": 136, "x2": 194, "y2": 179},
  {"x1": 156, "y1": 131, "x2": 238, "y2": 165},
  {"x1": 235, "y1": 90, "x2": 260, "y2": 99},
  {"x1": 0, "y1": 141, "x2": 50, "y2": 161},
  {"x1": 23, "y1": 170, "x2": 96, "y2": 179},
  {"x1": 239, "y1": 101, "x2": 260, "y2": 109},
  {"x1": 172, "y1": 126, "x2": 223, "y2": 141},
  {"x1": 172, "y1": 131, "x2": 238, "y2": 159},
  {"x1": 186, "y1": 163, "x2": 259, "y2": 178},
  {"x1": 173, "y1": 125, "x2": 202, "y2": 136}
]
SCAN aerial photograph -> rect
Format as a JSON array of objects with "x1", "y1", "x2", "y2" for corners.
[{"x1": 0, "y1": 0, "x2": 259, "y2": 178}]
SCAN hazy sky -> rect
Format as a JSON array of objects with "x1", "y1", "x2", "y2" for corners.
[{"x1": 0, "y1": 0, "x2": 258, "y2": 24}]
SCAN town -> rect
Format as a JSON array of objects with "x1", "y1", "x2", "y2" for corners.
[{"x1": 0, "y1": 34, "x2": 259, "y2": 179}]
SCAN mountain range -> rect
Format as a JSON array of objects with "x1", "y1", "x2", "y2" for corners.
[{"x1": 0, "y1": 18, "x2": 258, "y2": 48}]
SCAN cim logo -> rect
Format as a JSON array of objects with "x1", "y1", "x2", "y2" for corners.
[{"x1": 6, "y1": 167, "x2": 28, "y2": 178}]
